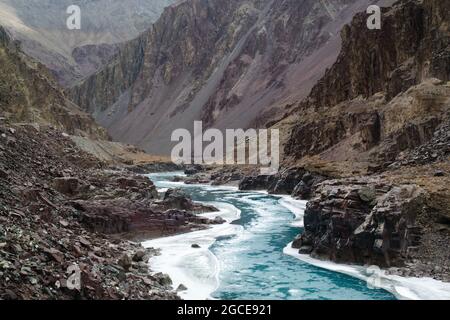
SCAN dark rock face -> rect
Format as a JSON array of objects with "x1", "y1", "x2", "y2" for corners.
[
  {"x1": 53, "y1": 177, "x2": 80, "y2": 196},
  {"x1": 292, "y1": 173, "x2": 326, "y2": 200},
  {"x1": 284, "y1": 0, "x2": 450, "y2": 167},
  {"x1": 267, "y1": 169, "x2": 305, "y2": 195},
  {"x1": 239, "y1": 174, "x2": 277, "y2": 191},
  {"x1": 390, "y1": 121, "x2": 450, "y2": 168},
  {"x1": 163, "y1": 188, "x2": 193, "y2": 211},
  {"x1": 295, "y1": 179, "x2": 426, "y2": 267}
]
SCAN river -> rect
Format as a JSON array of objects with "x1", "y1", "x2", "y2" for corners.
[{"x1": 142, "y1": 172, "x2": 399, "y2": 300}]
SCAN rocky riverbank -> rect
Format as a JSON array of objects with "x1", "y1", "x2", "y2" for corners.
[
  {"x1": 0, "y1": 122, "x2": 222, "y2": 300},
  {"x1": 179, "y1": 156, "x2": 450, "y2": 283}
]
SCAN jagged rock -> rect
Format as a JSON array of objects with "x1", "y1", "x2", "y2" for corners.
[
  {"x1": 53, "y1": 177, "x2": 80, "y2": 196},
  {"x1": 239, "y1": 175, "x2": 276, "y2": 191},
  {"x1": 296, "y1": 179, "x2": 427, "y2": 267},
  {"x1": 132, "y1": 250, "x2": 147, "y2": 262},
  {"x1": 268, "y1": 168, "x2": 305, "y2": 195},
  {"x1": 177, "y1": 284, "x2": 188, "y2": 292},
  {"x1": 118, "y1": 254, "x2": 133, "y2": 271},
  {"x1": 0, "y1": 168, "x2": 8, "y2": 180},
  {"x1": 163, "y1": 188, "x2": 193, "y2": 210},
  {"x1": 154, "y1": 273, "x2": 173, "y2": 287},
  {"x1": 213, "y1": 216, "x2": 226, "y2": 224},
  {"x1": 358, "y1": 187, "x2": 377, "y2": 203}
]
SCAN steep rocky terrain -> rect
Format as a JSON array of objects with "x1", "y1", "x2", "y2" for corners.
[
  {"x1": 275, "y1": 0, "x2": 450, "y2": 279},
  {"x1": 70, "y1": 0, "x2": 393, "y2": 156},
  {"x1": 0, "y1": 26, "x2": 107, "y2": 139},
  {"x1": 182, "y1": 0, "x2": 450, "y2": 281},
  {"x1": 0, "y1": 0, "x2": 177, "y2": 85},
  {"x1": 0, "y1": 119, "x2": 223, "y2": 299}
]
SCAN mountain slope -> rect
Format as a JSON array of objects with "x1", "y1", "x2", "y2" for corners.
[
  {"x1": 0, "y1": 0, "x2": 177, "y2": 85},
  {"x1": 0, "y1": 26, "x2": 107, "y2": 139},
  {"x1": 70, "y1": 0, "x2": 393, "y2": 156}
]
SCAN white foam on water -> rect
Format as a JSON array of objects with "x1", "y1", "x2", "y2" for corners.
[
  {"x1": 142, "y1": 201, "x2": 242, "y2": 300},
  {"x1": 278, "y1": 196, "x2": 308, "y2": 227},
  {"x1": 284, "y1": 244, "x2": 450, "y2": 300},
  {"x1": 145, "y1": 173, "x2": 450, "y2": 300},
  {"x1": 277, "y1": 195, "x2": 450, "y2": 300}
]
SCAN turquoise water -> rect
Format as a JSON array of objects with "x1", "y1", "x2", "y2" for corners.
[{"x1": 149, "y1": 173, "x2": 396, "y2": 300}]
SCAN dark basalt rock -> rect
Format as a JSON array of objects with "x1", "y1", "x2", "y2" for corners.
[
  {"x1": 239, "y1": 174, "x2": 277, "y2": 191},
  {"x1": 295, "y1": 178, "x2": 426, "y2": 267},
  {"x1": 268, "y1": 168, "x2": 305, "y2": 195}
]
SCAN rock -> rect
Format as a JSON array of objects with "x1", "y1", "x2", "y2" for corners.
[
  {"x1": 154, "y1": 273, "x2": 172, "y2": 286},
  {"x1": 184, "y1": 165, "x2": 203, "y2": 175},
  {"x1": 118, "y1": 254, "x2": 132, "y2": 271},
  {"x1": 59, "y1": 220, "x2": 69, "y2": 227},
  {"x1": 213, "y1": 216, "x2": 226, "y2": 224},
  {"x1": 132, "y1": 250, "x2": 147, "y2": 262},
  {"x1": 434, "y1": 170, "x2": 445, "y2": 177},
  {"x1": 53, "y1": 177, "x2": 79, "y2": 195},
  {"x1": 298, "y1": 246, "x2": 313, "y2": 254},
  {"x1": 191, "y1": 244, "x2": 201, "y2": 249},
  {"x1": 292, "y1": 181, "x2": 310, "y2": 199},
  {"x1": 177, "y1": 284, "x2": 188, "y2": 292},
  {"x1": 2, "y1": 289, "x2": 18, "y2": 300},
  {"x1": 0, "y1": 168, "x2": 8, "y2": 180},
  {"x1": 295, "y1": 179, "x2": 426, "y2": 267},
  {"x1": 268, "y1": 169, "x2": 305, "y2": 194},
  {"x1": 239, "y1": 175, "x2": 277, "y2": 191},
  {"x1": 43, "y1": 248, "x2": 65, "y2": 264},
  {"x1": 358, "y1": 187, "x2": 377, "y2": 203},
  {"x1": 163, "y1": 188, "x2": 193, "y2": 210}
]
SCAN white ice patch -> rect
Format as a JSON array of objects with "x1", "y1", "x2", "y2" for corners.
[
  {"x1": 284, "y1": 243, "x2": 450, "y2": 300},
  {"x1": 278, "y1": 196, "x2": 307, "y2": 227},
  {"x1": 142, "y1": 201, "x2": 242, "y2": 300}
]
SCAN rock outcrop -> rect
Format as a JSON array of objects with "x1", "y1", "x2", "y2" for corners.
[
  {"x1": 281, "y1": 0, "x2": 450, "y2": 281},
  {"x1": 293, "y1": 179, "x2": 426, "y2": 267},
  {"x1": 284, "y1": 0, "x2": 450, "y2": 168}
]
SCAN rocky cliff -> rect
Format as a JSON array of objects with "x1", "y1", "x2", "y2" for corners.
[
  {"x1": 0, "y1": 26, "x2": 107, "y2": 139},
  {"x1": 70, "y1": 0, "x2": 393, "y2": 155},
  {"x1": 284, "y1": 0, "x2": 450, "y2": 168},
  {"x1": 279, "y1": 0, "x2": 450, "y2": 278}
]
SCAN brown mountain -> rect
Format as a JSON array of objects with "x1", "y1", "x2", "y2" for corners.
[
  {"x1": 0, "y1": 26, "x2": 107, "y2": 139},
  {"x1": 70, "y1": 0, "x2": 393, "y2": 156}
]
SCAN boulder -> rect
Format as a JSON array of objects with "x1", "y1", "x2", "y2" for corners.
[
  {"x1": 53, "y1": 177, "x2": 79, "y2": 195},
  {"x1": 132, "y1": 250, "x2": 147, "y2": 262},
  {"x1": 164, "y1": 188, "x2": 193, "y2": 210},
  {"x1": 118, "y1": 254, "x2": 132, "y2": 271}
]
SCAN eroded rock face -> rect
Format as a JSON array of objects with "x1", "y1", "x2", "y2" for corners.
[
  {"x1": 294, "y1": 179, "x2": 426, "y2": 267},
  {"x1": 284, "y1": 0, "x2": 450, "y2": 167},
  {"x1": 239, "y1": 174, "x2": 277, "y2": 191}
]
